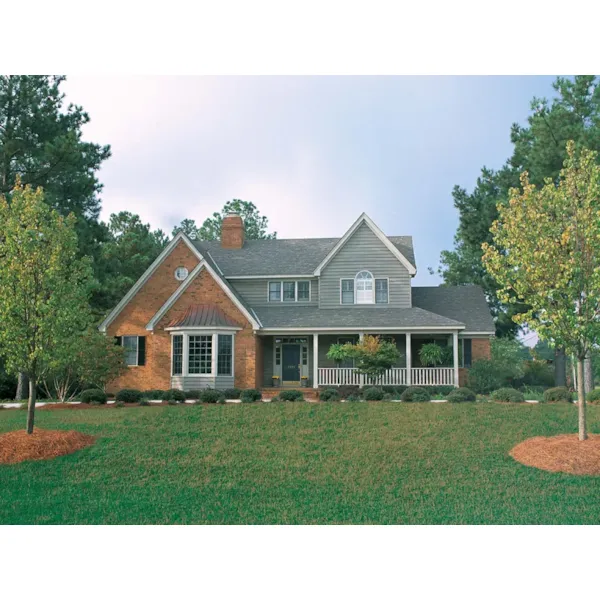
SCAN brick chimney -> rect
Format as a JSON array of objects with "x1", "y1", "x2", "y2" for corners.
[{"x1": 221, "y1": 212, "x2": 245, "y2": 249}]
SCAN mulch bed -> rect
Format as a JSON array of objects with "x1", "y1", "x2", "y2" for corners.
[
  {"x1": 0, "y1": 428, "x2": 96, "y2": 464},
  {"x1": 510, "y1": 434, "x2": 600, "y2": 475}
]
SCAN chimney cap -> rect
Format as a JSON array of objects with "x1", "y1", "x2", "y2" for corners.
[{"x1": 225, "y1": 211, "x2": 241, "y2": 218}]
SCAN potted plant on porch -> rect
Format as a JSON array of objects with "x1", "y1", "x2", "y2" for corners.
[
  {"x1": 301, "y1": 375, "x2": 309, "y2": 387},
  {"x1": 271, "y1": 375, "x2": 280, "y2": 387}
]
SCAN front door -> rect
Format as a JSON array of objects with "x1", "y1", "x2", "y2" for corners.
[{"x1": 282, "y1": 345, "x2": 301, "y2": 383}]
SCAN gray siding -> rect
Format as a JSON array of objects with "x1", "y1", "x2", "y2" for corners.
[
  {"x1": 171, "y1": 375, "x2": 234, "y2": 391},
  {"x1": 319, "y1": 222, "x2": 412, "y2": 309},
  {"x1": 229, "y1": 277, "x2": 319, "y2": 307}
]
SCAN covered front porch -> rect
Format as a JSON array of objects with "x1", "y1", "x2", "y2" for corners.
[{"x1": 259, "y1": 330, "x2": 464, "y2": 389}]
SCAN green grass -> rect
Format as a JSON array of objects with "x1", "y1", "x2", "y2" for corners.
[{"x1": 1, "y1": 402, "x2": 600, "y2": 524}]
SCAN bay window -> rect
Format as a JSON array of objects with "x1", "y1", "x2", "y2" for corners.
[{"x1": 170, "y1": 332, "x2": 235, "y2": 377}]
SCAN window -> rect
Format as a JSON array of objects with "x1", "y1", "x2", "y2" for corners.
[
  {"x1": 459, "y1": 339, "x2": 472, "y2": 368},
  {"x1": 217, "y1": 334, "x2": 233, "y2": 376},
  {"x1": 355, "y1": 271, "x2": 374, "y2": 304},
  {"x1": 174, "y1": 266, "x2": 189, "y2": 281},
  {"x1": 189, "y1": 335, "x2": 212, "y2": 374},
  {"x1": 375, "y1": 279, "x2": 388, "y2": 304},
  {"x1": 341, "y1": 279, "x2": 354, "y2": 304},
  {"x1": 120, "y1": 335, "x2": 145, "y2": 366},
  {"x1": 172, "y1": 335, "x2": 183, "y2": 375},
  {"x1": 302, "y1": 346, "x2": 308, "y2": 366},
  {"x1": 275, "y1": 346, "x2": 281, "y2": 366},
  {"x1": 297, "y1": 281, "x2": 310, "y2": 302},
  {"x1": 269, "y1": 281, "x2": 282, "y2": 302},
  {"x1": 269, "y1": 280, "x2": 311, "y2": 302},
  {"x1": 283, "y1": 281, "x2": 295, "y2": 302}
]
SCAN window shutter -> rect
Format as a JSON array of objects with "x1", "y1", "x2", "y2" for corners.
[
  {"x1": 115, "y1": 336, "x2": 122, "y2": 346},
  {"x1": 464, "y1": 339, "x2": 472, "y2": 368},
  {"x1": 138, "y1": 336, "x2": 146, "y2": 366}
]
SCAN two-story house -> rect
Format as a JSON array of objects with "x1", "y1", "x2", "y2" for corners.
[{"x1": 100, "y1": 212, "x2": 494, "y2": 392}]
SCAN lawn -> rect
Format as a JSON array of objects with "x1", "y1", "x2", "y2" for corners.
[{"x1": 1, "y1": 402, "x2": 600, "y2": 524}]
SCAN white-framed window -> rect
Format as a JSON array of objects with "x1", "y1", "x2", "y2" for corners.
[
  {"x1": 170, "y1": 332, "x2": 235, "y2": 377},
  {"x1": 355, "y1": 271, "x2": 374, "y2": 304},
  {"x1": 375, "y1": 278, "x2": 389, "y2": 304},
  {"x1": 341, "y1": 279, "x2": 354, "y2": 304},
  {"x1": 188, "y1": 335, "x2": 212, "y2": 374},
  {"x1": 172, "y1": 335, "x2": 183, "y2": 375},
  {"x1": 120, "y1": 335, "x2": 146, "y2": 366},
  {"x1": 268, "y1": 280, "x2": 311, "y2": 302},
  {"x1": 174, "y1": 266, "x2": 189, "y2": 281},
  {"x1": 217, "y1": 334, "x2": 233, "y2": 376}
]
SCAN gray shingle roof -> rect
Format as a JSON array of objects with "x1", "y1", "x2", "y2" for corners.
[
  {"x1": 412, "y1": 285, "x2": 494, "y2": 333},
  {"x1": 167, "y1": 304, "x2": 242, "y2": 328},
  {"x1": 194, "y1": 236, "x2": 415, "y2": 277},
  {"x1": 253, "y1": 306, "x2": 464, "y2": 329}
]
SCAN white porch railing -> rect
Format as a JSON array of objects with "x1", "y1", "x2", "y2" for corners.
[{"x1": 317, "y1": 367, "x2": 455, "y2": 387}]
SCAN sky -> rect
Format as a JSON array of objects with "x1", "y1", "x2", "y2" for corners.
[{"x1": 62, "y1": 75, "x2": 558, "y2": 286}]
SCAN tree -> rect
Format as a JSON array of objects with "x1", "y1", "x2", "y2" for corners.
[
  {"x1": 173, "y1": 199, "x2": 276, "y2": 240},
  {"x1": 0, "y1": 182, "x2": 94, "y2": 433},
  {"x1": 482, "y1": 142, "x2": 600, "y2": 440},
  {"x1": 438, "y1": 76, "x2": 600, "y2": 344},
  {"x1": 95, "y1": 211, "x2": 168, "y2": 316}
]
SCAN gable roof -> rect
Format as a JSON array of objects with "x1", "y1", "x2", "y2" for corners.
[
  {"x1": 193, "y1": 235, "x2": 415, "y2": 278},
  {"x1": 166, "y1": 304, "x2": 243, "y2": 329},
  {"x1": 411, "y1": 285, "x2": 495, "y2": 333},
  {"x1": 313, "y1": 213, "x2": 416, "y2": 276}
]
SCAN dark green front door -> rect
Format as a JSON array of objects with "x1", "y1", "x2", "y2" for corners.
[{"x1": 282, "y1": 345, "x2": 300, "y2": 382}]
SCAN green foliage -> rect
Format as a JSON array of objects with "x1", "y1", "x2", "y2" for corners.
[
  {"x1": 223, "y1": 388, "x2": 242, "y2": 399},
  {"x1": 167, "y1": 389, "x2": 186, "y2": 403},
  {"x1": 116, "y1": 389, "x2": 142, "y2": 403},
  {"x1": 278, "y1": 390, "x2": 304, "y2": 402},
  {"x1": 326, "y1": 343, "x2": 354, "y2": 364},
  {"x1": 337, "y1": 385, "x2": 361, "y2": 399},
  {"x1": 79, "y1": 389, "x2": 107, "y2": 404},
  {"x1": 328, "y1": 335, "x2": 400, "y2": 381},
  {"x1": 587, "y1": 389, "x2": 600, "y2": 403},
  {"x1": 319, "y1": 388, "x2": 341, "y2": 402},
  {"x1": 467, "y1": 360, "x2": 505, "y2": 394},
  {"x1": 114, "y1": 401, "x2": 124, "y2": 408},
  {"x1": 173, "y1": 200, "x2": 276, "y2": 241},
  {"x1": 345, "y1": 395, "x2": 362, "y2": 402},
  {"x1": 143, "y1": 390, "x2": 167, "y2": 400},
  {"x1": 432, "y1": 386, "x2": 455, "y2": 397},
  {"x1": 199, "y1": 389, "x2": 225, "y2": 404},
  {"x1": 240, "y1": 389, "x2": 262, "y2": 403},
  {"x1": 543, "y1": 387, "x2": 573, "y2": 403},
  {"x1": 184, "y1": 390, "x2": 200, "y2": 400},
  {"x1": 168, "y1": 399, "x2": 178, "y2": 406},
  {"x1": 0, "y1": 359, "x2": 16, "y2": 399},
  {"x1": 363, "y1": 387, "x2": 384, "y2": 401},
  {"x1": 419, "y1": 343, "x2": 447, "y2": 367},
  {"x1": 400, "y1": 387, "x2": 431, "y2": 403},
  {"x1": 490, "y1": 388, "x2": 525, "y2": 403},
  {"x1": 518, "y1": 360, "x2": 554, "y2": 388},
  {"x1": 447, "y1": 388, "x2": 476, "y2": 403},
  {"x1": 139, "y1": 399, "x2": 150, "y2": 406}
]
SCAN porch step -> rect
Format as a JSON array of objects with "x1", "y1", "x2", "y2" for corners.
[{"x1": 261, "y1": 387, "x2": 318, "y2": 400}]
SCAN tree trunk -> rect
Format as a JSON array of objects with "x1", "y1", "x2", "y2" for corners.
[
  {"x1": 554, "y1": 348, "x2": 567, "y2": 387},
  {"x1": 577, "y1": 359, "x2": 587, "y2": 441},
  {"x1": 26, "y1": 376, "x2": 36, "y2": 435},
  {"x1": 584, "y1": 353, "x2": 594, "y2": 394},
  {"x1": 15, "y1": 372, "x2": 28, "y2": 400}
]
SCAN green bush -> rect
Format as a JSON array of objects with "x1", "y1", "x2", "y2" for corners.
[
  {"x1": 223, "y1": 388, "x2": 242, "y2": 399},
  {"x1": 199, "y1": 389, "x2": 225, "y2": 404},
  {"x1": 467, "y1": 360, "x2": 504, "y2": 394},
  {"x1": 337, "y1": 385, "x2": 361, "y2": 399},
  {"x1": 167, "y1": 389, "x2": 186, "y2": 403},
  {"x1": 543, "y1": 387, "x2": 572, "y2": 403},
  {"x1": 490, "y1": 388, "x2": 525, "y2": 403},
  {"x1": 79, "y1": 389, "x2": 107, "y2": 404},
  {"x1": 380, "y1": 385, "x2": 407, "y2": 396},
  {"x1": 319, "y1": 388, "x2": 341, "y2": 402},
  {"x1": 142, "y1": 389, "x2": 166, "y2": 400},
  {"x1": 447, "y1": 388, "x2": 476, "y2": 403},
  {"x1": 400, "y1": 386, "x2": 431, "y2": 402},
  {"x1": 519, "y1": 360, "x2": 555, "y2": 388},
  {"x1": 279, "y1": 389, "x2": 304, "y2": 402},
  {"x1": 115, "y1": 389, "x2": 142, "y2": 403},
  {"x1": 363, "y1": 387, "x2": 384, "y2": 401},
  {"x1": 587, "y1": 389, "x2": 600, "y2": 403},
  {"x1": 139, "y1": 399, "x2": 150, "y2": 406},
  {"x1": 184, "y1": 390, "x2": 200, "y2": 400},
  {"x1": 240, "y1": 389, "x2": 262, "y2": 403},
  {"x1": 114, "y1": 400, "x2": 124, "y2": 408}
]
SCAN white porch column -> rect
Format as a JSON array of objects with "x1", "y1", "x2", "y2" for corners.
[
  {"x1": 453, "y1": 330, "x2": 459, "y2": 387},
  {"x1": 313, "y1": 333, "x2": 319, "y2": 389},
  {"x1": 405, "y1": 332, "x2": 412, "y2": 386}
]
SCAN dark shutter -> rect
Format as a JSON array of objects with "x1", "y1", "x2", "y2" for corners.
[
  {"x1": 138, "y1": 336, "x2": 146, "y2": 366},
  {"x1": 464, "y1": 339, "x2": 472, "y2": 368},
  {"x1": 115, "y1": 336, "x2": 122, "y2": 346}
]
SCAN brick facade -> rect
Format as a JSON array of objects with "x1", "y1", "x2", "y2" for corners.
[
  {"x1": 106, "y1": 240, "x2": 257, "y2": 392},
  {"x1": 471, "y1": 337, "x2": 492, "y2": 361}
]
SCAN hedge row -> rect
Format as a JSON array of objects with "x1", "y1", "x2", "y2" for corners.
[{"x1": 110, "y1": 388, "x2": 263, "y2": 404}]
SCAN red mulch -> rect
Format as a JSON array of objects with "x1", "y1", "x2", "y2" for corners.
[
  {"x1": 510, "y1": 434, "x2": 600, "y2": 475},
  {"x1": 0, "y1": 428, "x2": 96, "y2": 464}
]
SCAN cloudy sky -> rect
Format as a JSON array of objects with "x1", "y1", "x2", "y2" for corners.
[{"x1": 62, "y1": 76, "x2": 557, "y2": 285}]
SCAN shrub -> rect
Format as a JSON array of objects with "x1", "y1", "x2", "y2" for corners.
[
  {"x1": 447, "y1": 388, "x2": 476, "y2": 403},
  {"x1": 467, "y1": 360, "x2": 505, "y2": 394},
  {"x1": 543, "y1": 387, "x2": 572, "y2": 403},
  {"x1": 338, "y1": 385, "x2": 360, "y2": 399},
  {"x1": 279, "y1": 389, "x2": 304, "y2": 402},
  {"x1": 381, "y1": 385, "x2": 407, "y2": 396},
  {"x1": 490, "y1": 388, "x2": 525, "y2": 403},
  {"x1": 240, "y1": 389, "x2": 262, "y2": 403},
  {"x1": 116, "y1": 388, "x2": 142, "y2": 403},
  {"x1": 519, "y1": 360, "x2": 555, "y2": 388},
  {"x1": 363, "y1": 387, "x2": 384, "y2": 401},
  {"x1": 587, "y1": 389, "x2": 600, "y2": 403},
  {"x1": 400, "y1": 386, "x2": 431, "y2": 403},
  {"x1": 184, "y1": 390, "x2": 200, "y2": 400},
  {"x1": 142, "y1": 389, "x2": 166, "y2": 400},
  {"x1": 114, "y1": 400, "x2": 125, "y2": 408},
  {"x1": 167, "y1": 389, "x2": 186, "y2": 403},
  {"x1": 79, "y1": 389, "x2": 107, "y2": 404},
  {"x1": 139, "y1": 399, "x2": 150, "y2": 406},
  {"x1": 223, "y1": 388, "x2": 242, "y2": 399},
  {"x1": 199, "y1": 389, "x2": 225, "y2": 404},
  {"x1": 346, "y1": 395, "x2": 362, "y2": 402},
  {"x1": 319, "y1": 388, "x2": 341, "y2": 402}
]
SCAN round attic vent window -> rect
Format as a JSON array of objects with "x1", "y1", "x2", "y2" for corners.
[{"x1": 174, "y1": 267, "x2": 189, "y2": 281}]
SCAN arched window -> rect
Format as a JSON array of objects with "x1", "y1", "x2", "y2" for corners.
[{"x1": 355, "y1": 270, "x2": 374, "y2": 304}]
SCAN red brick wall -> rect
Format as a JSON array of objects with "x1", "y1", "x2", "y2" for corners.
[
  {"x1": 472, "y1": 338, "x2": 492, "y2": 361},
  {"x1": 221, "y1": 214, "x2": 245, "y2": 249}
]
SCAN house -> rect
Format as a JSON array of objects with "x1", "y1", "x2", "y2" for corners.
[{"x1": 99, "y1": 212, "x2": 494, "y2": 393}]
